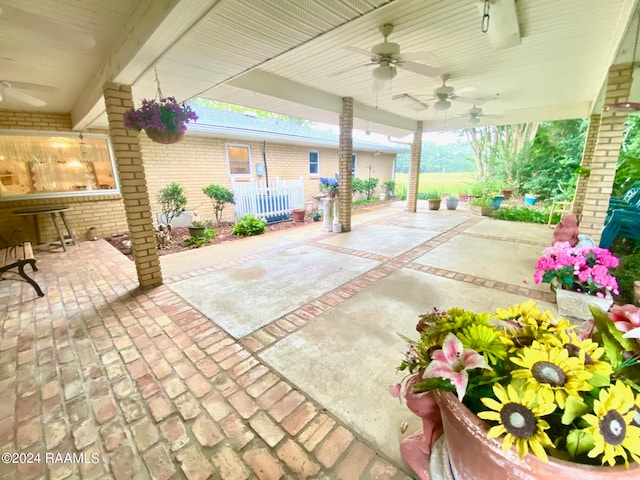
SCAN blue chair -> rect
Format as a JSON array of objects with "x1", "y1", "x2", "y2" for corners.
[{"x1": 599, "y1": 209, "x2": 640, "y2": 249}]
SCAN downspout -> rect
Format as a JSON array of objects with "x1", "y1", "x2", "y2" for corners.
[{"x1": 263, "y1": 141, "x2": 270, "y2": 188}]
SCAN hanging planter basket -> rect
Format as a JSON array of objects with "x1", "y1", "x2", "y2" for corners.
[{"x1": 145, "y1": 129, "x2": 185, "y2": 145}]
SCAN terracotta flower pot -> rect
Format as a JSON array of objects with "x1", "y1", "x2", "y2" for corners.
[
  {"x1": 292, "y1": 209, "x2": 306, "y2": 223},
  {"x1": 400, "y1": 375, "x2": 444, "y2": 480},
  {"x1": 433, "y1": 391, "x2": 640, "y2": 480},
  {"x1": 145, "y1": 128, "x2": 185, "y2": 144}
]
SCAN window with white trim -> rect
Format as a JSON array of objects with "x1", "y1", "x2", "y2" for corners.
[
  {"x1": 309, "y1": 151, "x2": 319, "y2": 175},
  {"x1": 226, "y1": 144, "x2": 251, "y2": 176}
]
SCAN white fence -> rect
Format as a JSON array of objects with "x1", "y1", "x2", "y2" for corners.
[{"x1": 231, "y1": 177, "x2": 304, "y2": 223}]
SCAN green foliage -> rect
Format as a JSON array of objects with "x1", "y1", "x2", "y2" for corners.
[
  {"x1": 383, "y1": 180, "x2": 396, "y2": 192},
  {"x1": 394, "y1": 183, "x2": 407, "y2": 200},
  {"x1": 352, "y1": 197, "x2": 380, "y2": 206},
  {"x1": 352, "y1": 177, "x2": 378, "y2": 200},
  {"x1": 616, "y1": 115, "x2": 640, "y2": 196},
  {"x1": 611, "y1": 247, "x2": 640, "y2": 304},
  {"x1": 394, "y1": 139, "x2": 475, "y2": 174},
  {"x1": 232, "y1": 214, "x2": 267, "y2": 237},
  {"x1": 517, "y1": 119, "x2": 588, "y2": 200},
  {"x1": 469, "y1": 195, "x2": 494, "y2": 207},
  {"x1": 419, "y1": 191, "x2": 441, "y2": 200},
  {"x1": 202, "y1": 184, "x2": 235, "y2": 225},
  {"x1": 491, "y1": 206, "x2": 559, "y2": 224},
  {"x1": 157, "y1": 182, "x2": 187, "y2": 226},
  {"x1": 181, "y1": 228, "x2": 214, "y2": 247}
]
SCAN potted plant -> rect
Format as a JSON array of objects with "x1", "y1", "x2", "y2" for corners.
[
  {"x1": 534, "y1": 242, "x2": 620, "y2": 320},
  {"x1": 384, "y1": 180, "x2": 396, "y2": 199},
  {"x1": 123, "y1": 96, "x2": 198, "y2": 144},
  {"x1": 319, "y1": 174, "x2": 339, "y2": 197},
  {"x1": 445, "y1": 193, "x2": 459, "y2": 210},
  {"x1": 187, "y1": 212, "x2": 211, "y2": 238},
  {"x1": 292, "y1": 207, "x2": 306, "y2": 223},
  {"x1": 424, "y1": 192, "x2": 442, "y2": 210},
  {"x1": 525, "y1": 193, "x2": 539, "y2": 205},
  {"x1": 469, "y1": 195, "x2": 494, "y2": 216},
  {"x1": 392, "y1": 301, "x2": 640, "y2": 479}
]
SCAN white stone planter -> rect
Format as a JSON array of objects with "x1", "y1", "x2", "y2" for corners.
[{"x1": 555, "y1": 288, "x2": 613, "y2": 321}]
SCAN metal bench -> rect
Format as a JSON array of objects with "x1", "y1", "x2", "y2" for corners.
[{"x1": 0, "y1": 242, "x2": 45, "y2": 297}]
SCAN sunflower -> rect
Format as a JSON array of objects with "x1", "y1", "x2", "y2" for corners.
[
  {"x1": 457, "y1": 324, "x2": 509, "y2": 365},
  {"x1": 558, "y1": 331, "x2": 613, "y2": 378},
  {"x1": 478, "y1": 383, "x2": 556, "y2": 461},
  {"x1": 510, "y1": 342, "x2": 592, "y2": 408},
  {"x1": 494, "y1": 300, "x2": 571, "y2": 349},
  {"x1": 583, "y1": 381, "x2": 640, "y2": 466}
]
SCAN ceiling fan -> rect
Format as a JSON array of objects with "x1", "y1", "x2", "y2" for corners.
[
  {"x1": 460, "y1": 105, "x2": 503, "y2": 125},
  {"x1": 0, "y1": 3, "x2": 95, "y2": 49},
  {"x1": 425, "y1": 74, "x2": 478, "y2": 111},
  {"x1": 0, "y1": 81, "x2": 58, "y2": 107},
  {"x1": 337, "y1": 23, "x2": 441, "y2": 84}
]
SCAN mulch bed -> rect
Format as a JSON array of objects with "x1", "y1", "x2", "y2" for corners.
[
  {"x1": 105, "y1": 219, "x2": 313, "y2": 259},
  {"x1": 105, "y1": 201, "x2": 393, "y2": 259}
]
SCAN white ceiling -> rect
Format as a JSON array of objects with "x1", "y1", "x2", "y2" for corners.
[{"x1": 0, "y1": 0, "x2": 638, "y2": 137}]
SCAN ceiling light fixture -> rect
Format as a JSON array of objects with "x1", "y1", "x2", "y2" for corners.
[
  {"x1": 372, "y1": 64, "x2": 397, "y2": 81},
  {"x1": 435, "y1": 99, "x2": 451, "y2": 111}
]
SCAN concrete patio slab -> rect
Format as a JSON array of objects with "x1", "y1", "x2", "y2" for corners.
[
  {"x1": 258, "y1": 268, "x2": 558, "y2": 467},
  {"x1": 168, "y1": 244, "x2": 380, "y2": 338},
  {"x1": 384, "y1": 212, "x2": 469, "y2": 231},
  {"x1": 413, "y1": 235, "x2": 549, "y2": 293},
  {"x1": 319, "y1": 224, "x2": 440, "y2": 257},
  {"x1": 465, "y1": 217, "x2": 552, "y2": 243}
]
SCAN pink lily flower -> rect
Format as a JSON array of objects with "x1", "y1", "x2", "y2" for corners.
[
  {"x1": 422, "y1": 333, "x2": 490, "y2": 401},
  {"x1": 609, "y1": 305, "x2": 640, "y2": 339}
]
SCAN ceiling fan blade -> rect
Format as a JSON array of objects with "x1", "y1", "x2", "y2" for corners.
[
  {"x1": 455, "y1": 86, "x2": 477, "y2": 96},
  {"x1": 5, "y1": 89, "x2": 47, "y2": 107},
  {"x1": 0, "y1": 4, "x2": 95, "y2": 50},
  {"x1": 0, "y1": 80, "x2": 58, "y2": 93},
  {"x1": 453, "y1": 96, "x2": 481, "y2": 105},
  {"x1": 345, "y1": 46, "x2": 374, "y2": 57},
  {"x1": 400, "y1": 52, "x2": 439, "y2": 63},
  {"x1": 400, "y1": 60, "x2": 441, "y2": 78},
  {"x1": 328, "y1": 63, "x2": 373, "y2": 77}
]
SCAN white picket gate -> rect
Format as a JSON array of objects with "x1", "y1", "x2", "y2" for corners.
[{"x1": 231, "y1": 177, "x2": 304, "y2": 223}]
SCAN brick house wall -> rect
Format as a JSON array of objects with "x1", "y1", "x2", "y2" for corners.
[{"x1": 0, "y1": 110, "x2": 396, "y2": 243}]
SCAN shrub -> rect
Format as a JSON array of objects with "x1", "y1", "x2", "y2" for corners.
[
  {"x1": 157, "y1": 182, "x2": 187, "y2": 226},
  {"x1": 181, "y1": 228, "x2": 215, "y2": 247},
  {"x1": 611, "y1": 247, "x2": 640, "y2": 304},
  {"x1": 232, "y1": 214, "x2": 267, "y2": 237},
  {"x1": 202, "y1": 184, "x2": 234, "y2": 225},
  {"x1": 394, "y1": 183, "x2": 407, "y2": 200},
  {"x1": 491, "y1": 206, "x2": 558, "y2": 224}
]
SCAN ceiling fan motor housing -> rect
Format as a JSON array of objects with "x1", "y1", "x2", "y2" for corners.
[{"x1": 371, "y1": 41, "x2": 400, "y2": 57}]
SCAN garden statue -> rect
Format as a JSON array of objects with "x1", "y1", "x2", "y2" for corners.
[
  {"x1": 552, "y1": 214, "x2": 579, "y2": 246},
  {"x1": 155, "y1": 224, "x2": 172, "y2": 249}
]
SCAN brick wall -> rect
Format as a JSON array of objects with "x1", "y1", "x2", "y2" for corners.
[
  {"x1": 0, "y1": 109, "x2": 396, "y2": 242},
  {"x1": 572, "y1": 114, "x2": 600, "y2": 217},
  {"x1": 579, "y1": 63, "x2": 633, "y2": 241},
  {"x1": 0, "y1": 109, "x2": 126, "y2": 244},
  {"x1": 141, "y1": 133, "x2": 395, "y2": 223}
]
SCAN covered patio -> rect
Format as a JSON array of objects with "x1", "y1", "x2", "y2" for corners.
[{"x1": 0, "y1": 202, "x2": 559, "y2": 479}]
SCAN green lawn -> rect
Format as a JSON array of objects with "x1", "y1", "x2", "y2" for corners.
[{"x1": 394, "y1": 172, "x2": 478, "y2": 195}]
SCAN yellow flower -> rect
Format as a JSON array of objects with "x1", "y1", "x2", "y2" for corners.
[
  {"x1": 457, "y1": 324, "x2": 509, "y2": 365},
  {"x1": 583, "y1": 381, "x2": 640, "y2": 466},
  {"x1": 510, "y1": 342, "x2": 592, "y2": 408},
  {"x1": 558, "y1": 331, "x2": 613, "y2": 378},
  {"x1": 478, "y1": 383, "x2": 555, "y2": 461}
]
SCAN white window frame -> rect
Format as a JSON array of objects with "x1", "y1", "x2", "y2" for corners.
[
  {"x1": 225, "y1": 143, "x2": 252, "y2": 177},
  {"x1": 309, "y1": 151, "x2": 319, "y2": 176}
]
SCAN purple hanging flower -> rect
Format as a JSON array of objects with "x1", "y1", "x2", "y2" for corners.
[{"x1": 123, "y1": 97, "x2": 198, "y2": 133}]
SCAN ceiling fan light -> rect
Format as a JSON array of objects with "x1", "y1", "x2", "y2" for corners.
[
  {"x1": 435, "y1": 99, "x2": 451, "y2": 111},
  {"x1": 372, "y1": 65, "x2": 397, "y2": 81},
  {"x1": 469, "y1": 116, "x2": 481, "y2": 125}
]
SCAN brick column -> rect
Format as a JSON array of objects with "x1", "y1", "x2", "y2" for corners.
[
  {"x1": 103, "y1": 82, "x2": 163, "y2": 288},
  {"x1": 407, "y1": 121, "x2": 423, "y2": 213},
  {"x1": 572, "y1": 114, "x2": 600, "y2": 217},
  {"x1": 579, "y1": 63, "x2": 633, "y2": 242},
  {"x1": 338, "y1": 97, "x2": 353, "y2": 232}
]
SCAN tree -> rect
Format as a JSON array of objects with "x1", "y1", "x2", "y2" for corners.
[
  {"x1": 616, "y1": 115, "x2": 640, "y2": 196},
  {"x1": 157, "y1": 182, "x2": 187, "y2": 226},
  {"x1": 202, "y1": 184, "x2": 235, "y2": 225},
  {"x1": 463, "y1": 123, "x2": 538, "y2": 181}
]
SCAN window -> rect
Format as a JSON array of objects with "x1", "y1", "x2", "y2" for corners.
[
  {"x1": 0, "y1": 131, "x2": 118, "y2": 199},
  {"x1": 226, "y1": 144, "x2": 251, "y2": 175},
  {"x1": 309, "y1": 151, "x2": 319, "y2": 175},
  {"x1": 352, "y1": 154, "x2": 357, "y2": 175}
]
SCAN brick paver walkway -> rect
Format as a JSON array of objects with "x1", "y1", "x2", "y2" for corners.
[{"x1": 0, "y1": 207, "x2": 553, "y2": 480}]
